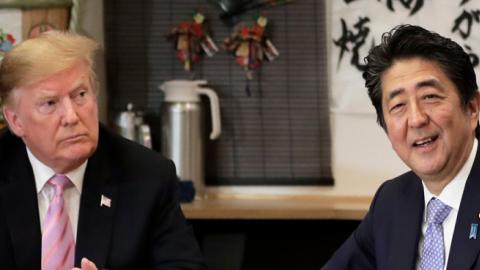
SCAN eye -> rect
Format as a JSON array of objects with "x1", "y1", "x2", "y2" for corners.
[
  {"x1": 38, "y1": 99, "x2": 57, "y2": 114},
  {"x1": 72, "y1": 88, "x2": 89, "y2": 105},
  {"x1": 389, "y1": 103, "x2": 404, "y2": 113},
  {"x1": 424, "y1": 94, "x2": 438, "y2": 99},
  {"x1": 423, "y1": 94, "x2": 442, "y2": 103}
]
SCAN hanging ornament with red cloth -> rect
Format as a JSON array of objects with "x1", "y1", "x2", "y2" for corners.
[
  {"x1": 224, "y1": 15, "x2": 279, "y2": 95},
  {"x1": 167, "y1": 12, "x2": 218, "y2": 71},
  {"x1": 0, "y1": 29, "x2": 16, "y2": 62}
]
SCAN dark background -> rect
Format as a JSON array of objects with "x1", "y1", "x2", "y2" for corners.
[{"x1": 192, "y1": 219, "x2": 359, "y2": 270}]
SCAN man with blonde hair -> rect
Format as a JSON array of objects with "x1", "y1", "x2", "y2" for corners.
[{"x1": 0, "y1": 31, "x2": 206, "y2": 270}]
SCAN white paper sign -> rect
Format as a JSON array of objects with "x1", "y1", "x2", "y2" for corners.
[{"x1": 330, "y1": 0, "x2": 480, "y2": 114}]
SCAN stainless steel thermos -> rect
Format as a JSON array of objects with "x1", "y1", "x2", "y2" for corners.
[
  {"x1": 159, "y1": 80, "x2": 221, "y2": 199},
  {"x1": 114, "y1": 103, "x2": 152, "y2": 149}
]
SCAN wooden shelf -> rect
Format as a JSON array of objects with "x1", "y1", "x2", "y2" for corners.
[{"x1": 181, "y1": 195, "x2": 371, "y2": 220}]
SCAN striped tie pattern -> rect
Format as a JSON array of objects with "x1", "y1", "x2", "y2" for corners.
[
  {"x1": 420, "y1": 197, "x2": 452, "y2": 270},
  {"x1": 41, "y1": 174, "x2": 75, "y2": 270}
]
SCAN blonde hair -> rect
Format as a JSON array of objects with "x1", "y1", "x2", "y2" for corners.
[{"x1": 0, "y1": 30, "x2": 99, "y2": 105}]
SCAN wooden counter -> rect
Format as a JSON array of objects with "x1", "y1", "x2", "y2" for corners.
[{"x1": 181, "y1": 194, "x2": 372, "y2": 220}]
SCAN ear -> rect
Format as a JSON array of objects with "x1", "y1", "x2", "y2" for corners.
[
  {"x1": 468, "y1": 91, "x2": 480, "y2": 128},
  {"x1": 3, "y1": 105, "x2": 25, "y2": 137}
]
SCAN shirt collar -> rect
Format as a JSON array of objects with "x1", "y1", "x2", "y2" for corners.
[
  {"x1": 26, "y1": 147, "x2": 87, "y2": 194},
  {"x1": 422, "y1": 138, "x2": 478, "y2": 221}
]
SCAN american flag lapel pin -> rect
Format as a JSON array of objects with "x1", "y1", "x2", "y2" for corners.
[{"x1": 100, "y1": 194, "x2": 112, "y2": 208}]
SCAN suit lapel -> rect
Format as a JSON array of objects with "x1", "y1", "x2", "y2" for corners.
[
  {"x1": 1, "y1": 146, "x2": 42, "y2": 269},
  {"x1": 447, "y1": 147, "x2": 480, "y2": 269},
  {"x1": 75, "y1": 140, "x2": 118, "y2": 268},
  {"x1": 388, "y1": 174, "x2": 424, "y2": 270}
]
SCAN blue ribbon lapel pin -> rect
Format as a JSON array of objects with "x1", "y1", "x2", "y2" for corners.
[{"x1": 469, "y1": 223, "x2": 478, "y2": 240}]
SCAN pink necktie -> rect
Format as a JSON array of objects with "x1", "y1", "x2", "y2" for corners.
[{"x1": 41, "y1": 174, "x2": 75, "y2": 270}]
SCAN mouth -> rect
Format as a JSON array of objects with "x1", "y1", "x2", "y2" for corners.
[
  {"x1": 412, "y1": 135, "x2": 439, "y2": 148},
  {"x1": 62, "y1": 134, "x2": 87, "y2": 143}
]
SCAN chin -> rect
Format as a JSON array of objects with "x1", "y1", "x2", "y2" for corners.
[
  {"x1": 413, "y1": 164, "x2": 444, "y2": 178},
  {"x1": 63, "y1": 145, "x2": 96, "y2": 162}
]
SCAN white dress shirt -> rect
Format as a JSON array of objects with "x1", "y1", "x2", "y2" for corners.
[
  {"x1": 27, "y1": 147, "x2": 87, "y2": 240},
  {"x1": 416, "y1": 139, "x2": 478, "y2": 270}
]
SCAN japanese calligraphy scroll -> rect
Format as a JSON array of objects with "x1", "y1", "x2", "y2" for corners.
[{"x1": 331, "y1": 0, "x2": 480, "y2": 114}]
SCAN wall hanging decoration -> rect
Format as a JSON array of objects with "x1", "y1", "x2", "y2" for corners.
[
  {"x1": 223, "y1": 15, "x2": 279, "y2": 95},
  {"x1": 208, "y1": 0, "x2": 294, "y2": 26},
  {"x1": 167, "y1": 12, "x2": 218, "y2": 71},
  {"x1": 0, "y1": 8, "x2": 21, "y2": 62},
  {"x1": 0, "y1": 28, "x2": 16, "y2": 61}
]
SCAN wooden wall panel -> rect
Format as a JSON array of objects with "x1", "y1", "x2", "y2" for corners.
[{"x1": 22, "y1": 7, "x2": 69, "y2": 40}]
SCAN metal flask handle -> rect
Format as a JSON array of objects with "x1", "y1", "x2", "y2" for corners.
[{"x1": 196, "y1": 87, "x2": 222, "y2": 140}]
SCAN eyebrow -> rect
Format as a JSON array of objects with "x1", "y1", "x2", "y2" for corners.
[
  {"x1": 36, "y1": 89, "x2": 58, "y2": 98},
  {"x1": 416, "y1": 78, "x2": 444, "y2": 91},
  {"x1": 386, "y1": 79, "x2": 444, "y2": 101},
  {"x1": 387, "y1": 88, "x2": 404, "y2": 101}
]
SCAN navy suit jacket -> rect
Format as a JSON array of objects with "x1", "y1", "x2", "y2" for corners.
[
  {"x1": 323, "y1": 145, "x2": 480, "y2": 270},
  {"x1": 0, "y1": 126, "x2": 206, "y2": 270}
]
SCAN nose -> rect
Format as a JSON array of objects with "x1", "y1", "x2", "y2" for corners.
[
  {"x1": 59, "y1": 99, "x2": 80, "y2": 126},
  {"x1": 408, "y1": 101, "x2": 428, "y2": 128}
]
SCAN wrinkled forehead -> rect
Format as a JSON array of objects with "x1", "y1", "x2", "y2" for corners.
[{"x1": 6, "y1": 62, "x2": 96, "y2": 107}]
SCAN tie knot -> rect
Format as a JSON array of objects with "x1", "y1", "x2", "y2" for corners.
[
  {"x1": 427, "y1": 198, "x2": 452, "y2": 224},
  {"x1": 48, "y1": 174, "x2": 72, "y2": 196}
]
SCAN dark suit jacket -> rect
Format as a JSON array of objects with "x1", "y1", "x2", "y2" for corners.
[
  {"x1": 0, "y1": 126, "x2": 206, "y2": 270},
  {"x1": 323, "y1": 146, "x2": 480, "y2": 270}
]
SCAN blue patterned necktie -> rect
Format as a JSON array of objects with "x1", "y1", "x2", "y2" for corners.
[{"x1": 420, "y1": 197, "x2": 452, "y2": 270}]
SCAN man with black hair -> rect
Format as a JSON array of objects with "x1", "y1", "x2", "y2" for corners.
[{"x1": 323, "y1": 25, "x2": 480, "y2": 270}]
